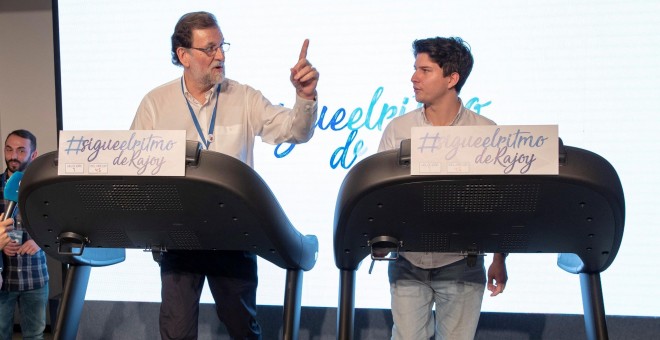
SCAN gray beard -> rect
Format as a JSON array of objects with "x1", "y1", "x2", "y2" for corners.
[{"x1": 203, "y1": 72, "x2": 224, "y2": 88}]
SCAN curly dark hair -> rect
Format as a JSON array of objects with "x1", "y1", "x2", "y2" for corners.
[{"x1": 413, "y1": 37, "x2": 474, "y2": 94}]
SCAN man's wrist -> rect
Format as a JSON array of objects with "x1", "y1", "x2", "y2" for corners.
[
  {"x1": 495, "y1": 253, "x2": 508, "y2": 261},
  {"x1": 298, "y1": 91, "x2": 317, "y2": 101}
]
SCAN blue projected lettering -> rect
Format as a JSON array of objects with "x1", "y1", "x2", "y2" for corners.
[
  {"x1": 275, "y1": 86, "x2": 490, "y2": 170},
  {"x1": 465, "y1": 97, "x2": 491, "y2": 114}
]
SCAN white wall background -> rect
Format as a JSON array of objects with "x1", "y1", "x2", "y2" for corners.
[{"x1": 0, "y1": 1, "x2": 58, "y2": 152}]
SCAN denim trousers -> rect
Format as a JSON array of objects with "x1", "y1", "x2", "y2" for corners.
[
  {"x1": 389, "y1": 256, "x2": 486, "y2": 340},
  {"x1": 0, "y1": 285, "x2": 49, "y2": 340}
]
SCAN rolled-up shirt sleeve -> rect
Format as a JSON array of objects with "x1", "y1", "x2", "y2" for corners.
[{"x1": 249, "y1": 89, "x2": 318, "y2": 145}]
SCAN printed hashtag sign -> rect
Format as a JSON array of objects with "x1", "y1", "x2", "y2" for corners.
[
  {"x1": 410, "y1": 125, "x2": 558, "y2": 175},
  {"x1": 57, "y1": 130, "x2": 187, "y2": 176}
]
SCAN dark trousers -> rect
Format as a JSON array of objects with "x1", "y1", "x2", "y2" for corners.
[{"x1": 159, "y1": 250, "x2": 262, "y2": 340}]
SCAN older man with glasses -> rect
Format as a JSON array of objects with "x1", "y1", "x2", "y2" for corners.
[{"x1": 131, "y1": 11, "x2": 319, "y2": 340}]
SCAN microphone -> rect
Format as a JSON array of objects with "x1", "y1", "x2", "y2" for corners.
[{"x1": 2, "y1": 171, "x2": 23, "y2": 222}]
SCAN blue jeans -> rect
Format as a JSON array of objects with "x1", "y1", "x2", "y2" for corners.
[
  {"x1": 0, "y1": 285, "x2": 49, "y2": 340},
  {"x1": 389, "y1": 256, "x2": 486, "y2": 340}
]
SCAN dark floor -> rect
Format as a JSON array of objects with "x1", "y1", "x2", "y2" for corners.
[
  {"x1": 11, "y1": 326, "x2": 53, "y2": 339},
  {"x1": 9, "y1": 309, "x2": 660, "y2": 339},
  {"x1": 11, "y1": 334, "x2": 53, "y2": 339},
  {"x1": 12, "y1": 334, "x2": 53, "y2": 340}
]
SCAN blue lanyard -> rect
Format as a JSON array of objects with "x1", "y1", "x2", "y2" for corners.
[{"x1": 180, "y1": 77, "x2": 220, "y2": 149}]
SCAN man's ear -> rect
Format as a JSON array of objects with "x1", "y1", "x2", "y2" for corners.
[
  {"x1": 30, "y1": 150, "x2": 38, "y2": 161},
  {"x1": 448, "y1": 72, "x2": 460, "y2": 90},
  {"x1": 177, "y1": 47, "x2": 190, "y2": 68}
]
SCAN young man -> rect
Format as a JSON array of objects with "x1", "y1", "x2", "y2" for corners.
[
  {"x1": 0, "y1": 129, "x2": 49, "y2": 340},
  {"x1": 378, "y1": 37, "x2": 508, "y2": 340},
  {"x1": 130, "y1": 11, "x2": 319, "y2": 339}
]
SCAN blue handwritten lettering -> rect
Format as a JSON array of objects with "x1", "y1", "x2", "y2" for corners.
[
  {"x1": 417, "y1": 132, "x2": 441, "y2": 154},
  {"x1": 64, "y1": 135, "x2": 85, "y2": 155},
  {"x1": 275, "y1": 143, "x2": 295, "y2": 158},
  {"x1": 65, "y1": 132, "x2": 177, "y2": 175},
  {"x1": 330, "y1": 130, "x2": 365, "y2": 169},
  {"x1": 492, "y1": 147, "x2": 538, "y2": 174},
  {"x1": 465, "y1": 97, "x2": 491, "y2": 114},
  {"x1": 273, "y1": 87, "x2": 492, "y2": 170}
]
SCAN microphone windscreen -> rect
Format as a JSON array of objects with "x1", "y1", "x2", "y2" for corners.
[{"x1": 3, "y1": 171, "x2": 23, "y2": 203}]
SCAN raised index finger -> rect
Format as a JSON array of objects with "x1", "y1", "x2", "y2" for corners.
[{"x1": 298, "y1": 39, "x2": 310, "y2": 60}]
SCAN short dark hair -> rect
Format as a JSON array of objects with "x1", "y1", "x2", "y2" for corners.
[
  {"x1": 6, "y1": 129, "x2": 37, "y2": 153},
  {"x1": 413, "y1": 37, "x2": 474, "y2": 94},
  {"x1": 170, "y1": 11, "x2": 220, "y2": 66}
]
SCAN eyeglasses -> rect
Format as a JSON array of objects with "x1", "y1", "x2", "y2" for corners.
[{"x1": 189, "y1": 42, "x2": 231, "y2": 56}]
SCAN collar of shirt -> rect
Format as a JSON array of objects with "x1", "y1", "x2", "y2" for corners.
[
  {"x1": 181, "y1": 74, "x2": 221, "y2": 106},
  {"x1": 420, "y1": 98, "x2": 466, "y2": 126}
]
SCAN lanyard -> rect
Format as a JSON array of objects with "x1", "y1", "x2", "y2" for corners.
[{"x1": 180, "y1": 77, "x2": 220, "y2": 149}]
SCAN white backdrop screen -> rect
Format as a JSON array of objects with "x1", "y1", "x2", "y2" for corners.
[{"x1": 56, "y1": 0, "x2": 660, "y2": 316}]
